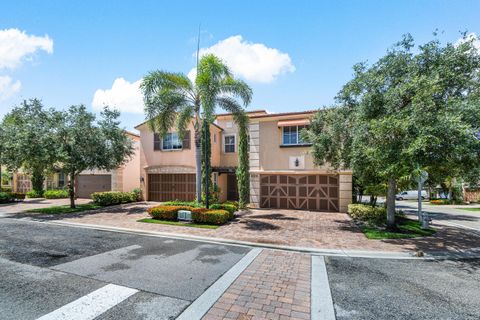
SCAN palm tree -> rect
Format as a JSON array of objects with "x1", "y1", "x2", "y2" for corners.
[{"x1": 141, "y1": 54, "x2": 252, "y2": 202}]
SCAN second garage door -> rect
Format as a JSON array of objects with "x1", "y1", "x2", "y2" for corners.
[
  {"x1": 260, "y1": 174, "x2": 339, "y2": 212},
  {"x1": 148, "y1": 174, "x2": 196, "y2": 202},
  {"x1": 76, "y1": 174, "x2": 112, "y2": 198}
]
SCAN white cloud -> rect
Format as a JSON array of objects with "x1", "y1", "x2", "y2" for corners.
[
  {"x1": 0, "y1": 76, "x2": 21, "y2": 101},
  {"x1": 455, "y1": 32, "x2": 480, "y2": 52},
  {"x1": 191, "y1": 35, "x2": 295, "y2": 83},
  {"x1": 92, "y1": 78, "x2": 144, "y2": 113},
  {"x1": 0, "y1": 28, "x2": 53, "y2": 70}
]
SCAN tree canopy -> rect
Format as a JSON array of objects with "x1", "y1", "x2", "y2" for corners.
[
  {"x1": 0, "y1": 99, "x2": 59, "y2": 193},
  {"x1": 56, "y1": 105, "x2": 134, "y2": 208},
  {"x1": 305, "y1": 34, "x2": 480, "y2": 227}
]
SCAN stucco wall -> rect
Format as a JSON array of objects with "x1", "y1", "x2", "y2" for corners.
[
  {"x1": 138, "y1": 121, "x2": 222, "y2": 199},
  {"x1": 122, "y1": 138, "x2": 141, "y2": 192},
  {"x1": 258, "y1": 120, "x2": 330, "y2": 172},
  {"x1": 216, "y1": 118, "x2": 239, "y2": 168}
]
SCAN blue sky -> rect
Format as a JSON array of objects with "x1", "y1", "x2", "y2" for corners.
[{"x1": 1, "y1": 0, "x2": 479, "y2": 131}]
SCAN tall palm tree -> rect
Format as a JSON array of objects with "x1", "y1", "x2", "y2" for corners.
[{"x1": 141, "y1": 54, "x2": 252, "y2": 202}]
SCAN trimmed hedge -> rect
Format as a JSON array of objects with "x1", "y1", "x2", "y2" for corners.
[
  {"x1": 91, "y1": 191, "x2": 137, "y2": 206},
  {"x1": 210, "y1": 203, "x2": 236, "y2": 216},
  {"x1": 348, "y1": 204, "x2": 387, "y2": 224},
  {"x1": 26, "y1": 190, "x2": 43, "y2": 198},
  {"x1": 192, "y1": 209, "x2": 231, "y2": 225},
  {"x1": 163, "y1": 200, "x2": 203, "y2": 208},
  {"x1": 147, "y1": 205, "x2": 233, "y2": 225},
  {"x1": 0, "y1": 192, "x2": 15, "y2": 204},
  {"x1": 147, "y1": 205, "x2": 194, "y2": 220},
  {"x1": 44, "y1": 189, "x2": 69, "y2": 199}
]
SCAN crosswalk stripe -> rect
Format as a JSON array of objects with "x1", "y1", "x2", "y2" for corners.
[
  {"x1": 37, "y1": 284, "x2": 138, "y2": 320},
  {"x1": 311, "y1": 255, "x2": 336, "y2": 320}
]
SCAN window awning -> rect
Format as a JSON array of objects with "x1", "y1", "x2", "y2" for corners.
[{"x1": 277, "y1": 119, "x2": 310, "y2": 127}]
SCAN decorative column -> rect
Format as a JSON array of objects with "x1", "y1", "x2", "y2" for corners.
[{"x1": 249, "y1": 121, "x2": 260, "y2": 207}]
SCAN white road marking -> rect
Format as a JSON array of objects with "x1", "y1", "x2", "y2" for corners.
[
  {"x1": 37, "y1": 284, "x2": 138, "y2": 320},
  {"x1": 176, "y1": 248, "x2": 262, "y2": 320},
  {"x1": 311, "y1": 255, "x2": 336, "y2": 320}
]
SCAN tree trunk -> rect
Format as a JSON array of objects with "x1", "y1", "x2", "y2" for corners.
[
  {"x1": 31, "y1": 170, "x2": 45, "y2": 195},
  {"x1": 194, "y1": 125, "x2": 202, "y2": 203},
  {"x1": 69, "y1": 172, "x2": 76, "y2": 209},
  {"x1": 386, "y1": 178, "x2": 397, "y2": 229}
]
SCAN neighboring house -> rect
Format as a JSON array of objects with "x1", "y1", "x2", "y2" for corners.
[
  {"x1": 136, "y1": 110, "x2": 353, "y2": 212},
  {"x1": 75, "y1": 131, "x2": 141, "y2": 198},
  {"x1": 9, "y1": 131, "x2": 141, "y2": 198}
]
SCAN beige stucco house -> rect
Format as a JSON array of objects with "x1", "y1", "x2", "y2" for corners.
[
  {"x1": 7, "y1": 131, "x2": 141, "y2": 198},
  {"x1": 136, "y1": 110, "x2": 352, "y2": 212}
]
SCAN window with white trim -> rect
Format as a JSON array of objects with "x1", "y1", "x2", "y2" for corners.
[
  {"x1": 224, "y1": 135, "x2": 235, "y2": 153},
  {"x1": 162, "y1": 132, "x2": 183, "y2": 150},
  {"x1": 282, "y1": 125, "x2": 306, "y2": 145}
]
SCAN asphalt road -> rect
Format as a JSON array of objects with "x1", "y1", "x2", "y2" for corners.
[
  {"x1": 396, "y1": 200, "x2": 480, "y2": 232},
  {"x1": 1, "y1": 217, "x2": 479, "y2": 319},
  {"x1": 326, "y1": 256, "x2": 480, "y2": 320},
  {"x1": 0, "y1": 218, "x2": 249, "y2": 319}
]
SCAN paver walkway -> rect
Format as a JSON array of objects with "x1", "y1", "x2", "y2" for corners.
[{"x1": 203, "y1": 250, "x2": 311, "y2": 320}]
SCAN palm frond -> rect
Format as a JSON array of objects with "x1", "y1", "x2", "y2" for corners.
[
  {"x1": 220, "y1": 77, "x2": 253, "y2": 106},
  {"x1": 175, "y1": 105, "x2": 194, "y2": 139}
]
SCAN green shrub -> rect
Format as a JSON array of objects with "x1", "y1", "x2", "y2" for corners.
[
  {"x1": 0, "y1": 186, "x2": 12, "y2": 192},
  {"x1": 210, "y1": 203, "x2": 236, "y2": 218},
  {"x1": 192, "y1": 209, "x2": 231, "y2": 225},
  {"x1": 0, "y1": 192, "x2": 15, "y2": 203},
  {"x1": 347, "y1": 204, "x2": 387, "y2": 224},
  {"x1": 163, "y1": 200, "x2": 203, "y2": 208},
  {"x1": 147, "y1": 205, "x2": 194, "y2": 220},
  {"x1": 91, "y1": 191, "x2": 137, "y2": 206},
  {"x1": 132, "y1": 188, "x2": 143, "y2": 201},
  {"x1": 223, "y1": 201, "x2": 239, "y2": 210},
  {"x1": 26, "y1": 190, "x2": 43, "y2": 198},
  {"x1": 44, "y1": 189, "x2": 69, "y2": 199}
]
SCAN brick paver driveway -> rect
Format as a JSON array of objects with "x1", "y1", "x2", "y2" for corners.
[{"x1": 31, "y1": 202, "x2": 480, "y2": 254}]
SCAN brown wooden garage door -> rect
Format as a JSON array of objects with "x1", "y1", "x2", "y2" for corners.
[
  {"x1": 260, "y1": 174, "x2": 339, "y2": 211},
  {"x1": 148, "y1": 174, "x2": 196, "y2": 202},
  {"x1": 76, "y1": 174, "x2": 111, "y2": 198}
]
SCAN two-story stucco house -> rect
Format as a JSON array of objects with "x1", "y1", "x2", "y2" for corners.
[{"x1": 136, "y1": 109, "x2": 352, "y2": 212}]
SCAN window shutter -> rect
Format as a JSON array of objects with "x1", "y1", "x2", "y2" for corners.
[
  {"x1": 153, "y1": 133, "x2": 162, "y2": 151},
  {"x1": 182, "y1": 130, "x2": 191, "y2": 149}
]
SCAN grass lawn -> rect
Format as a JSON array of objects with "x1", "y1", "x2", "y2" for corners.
[
  {"x1": 138, "y1": 218, "x2": 219, "y2": 229},
  {"x1": 459, "y1": 207, "x2": 480, "y2": 212},
  {"x1": 27, "y1": 203, "x2": 103, "y2": 214},
  {"x1": 362, "y1": 218, "x2": 436, "y2": 240}
]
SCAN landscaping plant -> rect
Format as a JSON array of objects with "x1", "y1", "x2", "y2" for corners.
[
  {"x1": 91, "y1": 191, "x2": 138, "y2": 206},
  {"x1": 43, "y1": 189, "x2": 69, "y2": 199}
]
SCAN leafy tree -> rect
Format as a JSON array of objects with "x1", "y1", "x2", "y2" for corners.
[
  {"x1": 235, "y1": 112, "x2": 250, "y2": 208},
  {"x1": 56, "y1": 106, "x2": 133, "y2": 208},
  {"x1": 141, "y1": 54, "x2": 252, "y2": 205},
  {"x1": 0, "y1": 99, "x2": 59, "y2": 194},
  {"x1": 305, "y1": 34, "x2": 480, "y2": 228}
]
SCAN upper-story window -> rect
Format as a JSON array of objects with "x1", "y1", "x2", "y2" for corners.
[
  {"x1": 154, "y1": 130, "x2": 190, "y2": 151},
  {"x1": 162, "y1": 132, "x2": 183, "y2": 150},
  {"x1": 282, "y1": 125, "x2": 306, "y2": 145},
  {"x1": 224, "y1": 135, "x2": 235, "y2": 153}
]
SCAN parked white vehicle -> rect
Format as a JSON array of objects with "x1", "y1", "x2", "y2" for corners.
[{"x1": 396, "y1": 190, "x2": 428, "y2": 200}]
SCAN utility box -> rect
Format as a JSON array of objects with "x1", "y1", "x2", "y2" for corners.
[{"x1": 177, "y1": 210, "x2": 192, "y2": 221}]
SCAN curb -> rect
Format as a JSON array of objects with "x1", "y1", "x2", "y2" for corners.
[{"x1": 34, "y1": 219, "x2": 480, "y2": 260}]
